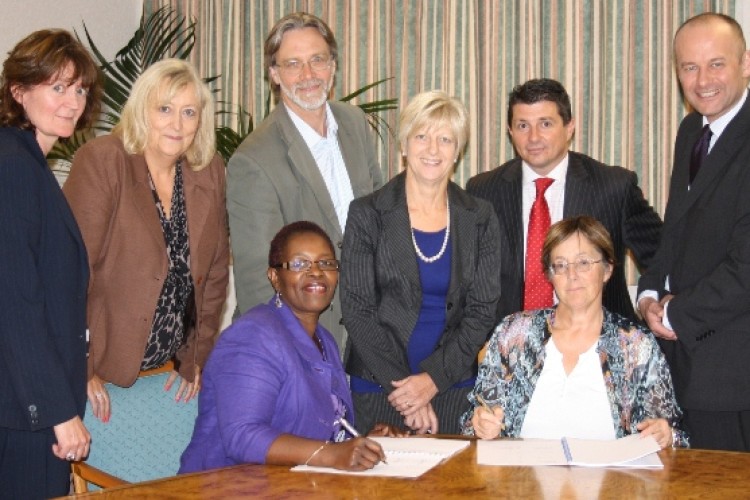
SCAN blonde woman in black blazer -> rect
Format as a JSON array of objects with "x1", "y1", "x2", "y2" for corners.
[{"x1": 341, "y1": 91, "x2": 501, "y2": 434}]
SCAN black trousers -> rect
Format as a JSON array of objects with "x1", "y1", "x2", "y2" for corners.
[
  {"x1": 0, "y1": 426, "x2": 71, "y2": 499},
  {"x1": 683, "y1": 409, "x2": 750, "y2": 452},
  {"x1": 353, "y1": 386, "x2": 472, "y2": 435}
]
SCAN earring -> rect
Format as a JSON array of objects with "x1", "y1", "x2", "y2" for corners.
[{"x1": 274, "y1": 290, "x2": 282, "y2": 308}]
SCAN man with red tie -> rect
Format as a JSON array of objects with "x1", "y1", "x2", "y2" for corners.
[{"x1": 467, "y1": 78, "x2": 662, "y2": 322}]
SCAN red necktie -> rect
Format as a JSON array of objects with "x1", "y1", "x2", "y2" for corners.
[{"x1": 524, "y1": 177, "x2": 555, "y2": 309}]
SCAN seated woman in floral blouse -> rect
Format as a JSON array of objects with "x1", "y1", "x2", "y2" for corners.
[{"x1": 461, "y1": 216, "x2": 687, "y2": 449}]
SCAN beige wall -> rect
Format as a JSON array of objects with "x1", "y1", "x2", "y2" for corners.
[{"x1": 0, "y1": 0, "x2": 142, "y2": 62}]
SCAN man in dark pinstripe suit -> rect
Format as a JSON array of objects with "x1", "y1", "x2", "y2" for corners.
[{"x1": 467, "y1": 79, "x2": 662, "y2": 322}]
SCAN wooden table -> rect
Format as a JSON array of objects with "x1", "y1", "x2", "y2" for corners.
[{"x1": 72, "y1": 441, "x2": 750, "y2": 499}]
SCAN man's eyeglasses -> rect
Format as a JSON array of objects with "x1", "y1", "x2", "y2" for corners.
[
  {"x1": 548, "y1": 258, "x2": 603, "y2": 275},
  {"x1": 274, "y1": 259, "x2": 340, "y2": 272},
  {"x1": 275, "y1": 55, "x2": 333, "y2": 76}
]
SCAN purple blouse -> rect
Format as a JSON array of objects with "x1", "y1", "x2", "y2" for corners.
[{"x1": 179, "y1": 299, "x2": 354, "y2": 472}]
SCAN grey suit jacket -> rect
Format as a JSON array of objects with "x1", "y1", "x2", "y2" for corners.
[
  {"x1": 467, "y1": 151, "x2": 662, "y2": 322},
  {"x1": 638, "y1": 96, "x2": 750, "y2": 411},
  {"x1": 227, "y1": 101, "x2": 382, "y2": 353},
  {"x1": 341, "y1": 173, "x2": 501, "y2": 393}
]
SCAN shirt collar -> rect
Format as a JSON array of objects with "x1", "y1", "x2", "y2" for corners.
[
  {"x1": 285, "y1": 102, "x2": 338, "y2": 148},
  {"x1": 521, "y1": 153, "x2": 569, "y2": 185},
  {"x1": 703, "y1": 89, "x2": 748, "y2": 138}
]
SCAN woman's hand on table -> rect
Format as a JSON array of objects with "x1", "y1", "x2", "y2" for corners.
[
  {"x1": 325, "y1": 437, "x2": 387, "y2": 471},
  {"x1": 472, "y1": 405, "x2": 504, "y2": 439},
  {"x1": 87, "y1": 375, "x2": 110, "y2": 422},
  {"x1": 637, "y1": 418, "x2": 673, "y2": 449}
]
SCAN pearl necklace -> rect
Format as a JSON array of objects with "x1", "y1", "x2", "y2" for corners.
[{"x1": 411, "y1": 198, "x2": 450, "y2": 264}]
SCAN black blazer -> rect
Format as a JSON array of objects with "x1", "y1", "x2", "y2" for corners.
[
  {"x1": 467, "y1": 151, "x2": 662, "y2": 322},
  {"x1": 0, "y1": 128, "x2": 88, "y2": 431},
  {"x1": 341, "y1": 173, "x2": 501, "y2": 393},
  {"x1": 638, "y1": 97, "x2": 750, "y2": 411}
]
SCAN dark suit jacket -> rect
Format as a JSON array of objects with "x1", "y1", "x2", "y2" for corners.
[
  {"x1": 341, "y1": 173, "x2": 501, "y2": 393},
  {"x1": 0, "y1": 128, "x2": 88, "y2": 432},
  {"x1": 467, "y1": 151, "x2": 662, "y2": 321},
  {"x1": 638, "y1": 97, "x2": 750, "y2": 411}
]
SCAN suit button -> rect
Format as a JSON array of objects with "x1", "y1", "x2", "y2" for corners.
[
  {"x1": 339, "y1": 318, "x2": 344, "y2": 325},
  {"x1": 28, "y1": 405, "x2": 37, "y2": 412},
  {"x1": 446, "y1": 302, "x2": 454, "y2": 311},
  {"x1": 337, "y1": 241, "x2": 343, "y2": 249}
]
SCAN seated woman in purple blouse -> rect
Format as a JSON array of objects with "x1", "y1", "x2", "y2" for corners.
[{"x1": 179, "y1": 221, "x2": 386, "y2": 472}]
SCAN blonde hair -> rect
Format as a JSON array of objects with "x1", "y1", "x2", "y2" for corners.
[
  {"x1": 114, "y1": 59, "x2": 215, "y2": 170},
  {"x1": 398, "y1": 90, "x2": 469, "y2": 157}
]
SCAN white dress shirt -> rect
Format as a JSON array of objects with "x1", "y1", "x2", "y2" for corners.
[{"x1": 286, "y1": 103, "x2": 355, "y2": 231}]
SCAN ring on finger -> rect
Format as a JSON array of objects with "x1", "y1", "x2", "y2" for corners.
[
  {"x1": 95, "y1": 393, "x2": 104, "y2": 399},
  {"x1": 66, "y1": 452, "x2": 76, "y2": 461}
]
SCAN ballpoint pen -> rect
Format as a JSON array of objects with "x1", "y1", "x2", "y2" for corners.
[{"x1": 338, "y1": 417, "x2": 388, "y2": 464}]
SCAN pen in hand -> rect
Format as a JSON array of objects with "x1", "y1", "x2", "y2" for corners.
[
  {"x1": 338, "y1": 417, "x2": 388, "y2": 465},
  {"x1": 475, "y1": 394, "x2": 505, "y2": 432}
]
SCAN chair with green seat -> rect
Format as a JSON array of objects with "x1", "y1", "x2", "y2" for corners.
[{"x1": 71, "y1": 362, "x2": 199, "y2": 493}]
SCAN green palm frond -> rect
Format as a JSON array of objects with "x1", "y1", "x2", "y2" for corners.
[
  {"x1": 340, "y1": 77, "x2": 398, "y2": 139},
  {"x1": 82, "y1": 6, "x2": 196, "y2": 132}
]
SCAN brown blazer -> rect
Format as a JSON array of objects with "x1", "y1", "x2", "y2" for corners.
[{"x1": 63, "y1": 135, "x2": 230, "y2": 387}]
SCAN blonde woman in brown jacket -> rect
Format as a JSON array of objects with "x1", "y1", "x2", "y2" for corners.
[{"x1": 63, "y1": 59, "x2": 229, "y2": 423}]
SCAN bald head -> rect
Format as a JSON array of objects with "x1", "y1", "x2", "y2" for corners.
[
  {"x1": 673, "y1": 13, "x2": 750, "y2": 122},
  {"x1": 675, "y1": 13, "x2": 746, "y2": 59}
]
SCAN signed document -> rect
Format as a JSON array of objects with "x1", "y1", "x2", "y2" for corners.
[
  {"x1": 477, "y1": 434, "x2": 662, "y2": 468},
  {"x1": 292, "y1": 437, "x2": 470, "y2": 478}
]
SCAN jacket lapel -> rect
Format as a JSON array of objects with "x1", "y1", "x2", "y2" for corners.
[
  {"x1": 131, "y1": 154, "x2": 169, "y2": 251},
  {"x1": 501, "y1": 162, "x2": 525, "y2": 283},
  {"x1": 668, "y1": 99, "x2": 750, "y2": 225},
  {"x1": 445, "y1": 183, "x2": 478, "y2": 320},
  {"x1": 376, "y1": 174, "x2": 421, "y2": 310},
  {"x1": 275, "y1": 104, "x2": 342, "y2": 236},
  {"x1": 563, "y1": 153, "x2": 593, "y2": 217},
  {"x1": 183, "y1": 162, "x2": 211, "y2": 266}
]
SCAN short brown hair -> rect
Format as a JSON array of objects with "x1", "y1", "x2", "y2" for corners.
[
  {"x1": 264, "y1": 12, "x2": 338, "y2": 97},
  {"x1": 0, "y1": 29, "x2": 101, "y2": 130},
  {"x1": 542, "y1": 216, "x2": 616, "y2": 274}
]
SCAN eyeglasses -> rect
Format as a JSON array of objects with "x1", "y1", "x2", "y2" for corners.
[
  {"x1": 548, "y1": 258, "x2": 603, "y2": 275},
  {"x1": 275, "y1": 55, "x2": 333, "y2": 76},
  {"x1": 274, "y1": 258, "x2": 340, "y2": 272}
]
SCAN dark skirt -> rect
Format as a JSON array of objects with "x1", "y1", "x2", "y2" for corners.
[{"x1": 352, "y1": 386, "x2": 472, "y2": 435}]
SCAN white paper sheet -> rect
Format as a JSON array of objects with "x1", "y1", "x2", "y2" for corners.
[{"x1": 291, "y1": 437, "x2": 470, "y2": 478}]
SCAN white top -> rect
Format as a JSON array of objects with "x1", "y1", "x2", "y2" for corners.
[
  {"x1": 286, "y1": 102, "x2": 355, "y2": 231},
  {"x1": 520, "y1": 338, "x2": 617, "y2": 440}
]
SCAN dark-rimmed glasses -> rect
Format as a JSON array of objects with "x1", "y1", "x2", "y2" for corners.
[{"x1": 274, "y1": 259, "x2": 340, "y2": 272}]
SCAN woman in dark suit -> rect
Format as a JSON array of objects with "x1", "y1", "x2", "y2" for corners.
[
  {"x1": 0, "y1": 29, "x2": 101, "y2": 498},
  {"x1": 63, "y1": 59, "x2": 229, "y2": 423},
  {"x1": 341, "y1": 91, "x2": 501, "y2": 434}
]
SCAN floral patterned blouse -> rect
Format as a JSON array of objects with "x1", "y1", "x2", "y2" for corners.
[{"x1": 460, "y1": 307, "x2": 689, "y2": 447}]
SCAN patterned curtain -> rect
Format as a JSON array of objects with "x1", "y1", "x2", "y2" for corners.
[{"x1": 143, "y1": 0, "x2": 733, "y2": 209}]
